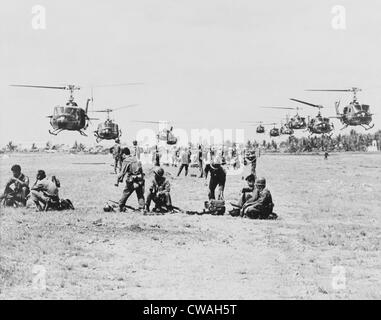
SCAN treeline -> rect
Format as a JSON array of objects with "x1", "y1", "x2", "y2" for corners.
[{"x1": 246, "y1": 129, "x2": 381, "y2": 153}]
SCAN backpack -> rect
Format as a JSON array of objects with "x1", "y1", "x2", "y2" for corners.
[{"x1": 204, "y1": 200, "x2": 225, "y2": 215}]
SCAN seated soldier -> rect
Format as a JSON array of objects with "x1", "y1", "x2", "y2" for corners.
[
  {"x1": 238, "y1": 174, "x2": 256, "y2": 207},
  {"x1": 145, "y1": 167, "x2": 173, "y2": 213},
  {"x1": 0, "y1": 164, "x2": 30, "y2": 206},
  {"x1": 30, "y1": 170, "x2": 60, "y2": 211},
  {"x1": 229, "y1": 174, "x2": 255, "y2": 216},
  {"x1": 240, "y1": 177, "x2": 274, "y2": 219}
]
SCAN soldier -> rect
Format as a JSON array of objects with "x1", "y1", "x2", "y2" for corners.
[
  {"x1": 111, "y1": 138, "x2": 122, "y2": 174},
  {"x1": 198, "y1": 144, "x2": 204, "y2": 178},
  {"x1": 240, "y1": 177, "x2": 274, "y2": 219},
  {"x1": 115, "y1": 147, "x2": 145, "y2": 212},
  {"x1": 177, "y1": 148, "x2": 190, "y2": 177},
  {"x1": 0, "y1": 164, "x2": 30, "y2": 206},
  {"x1": 132, "y1": 140, "x2": 141, "y2": 160},
  {"x1": 145, "y1": 167, "x2": 173, "y2": 213},
  {"x1": 204, "y1": 157, "x2": 226, "y2": 200},
  {"x1": 153, "y1": 145, "x2": 161, "y2": 167},
  {"x1": 30, "y1": 170, "x2": 60, "y2": 211},
  {"x1": 237, "y1": 174, "x2": 256, "y2": 207},
  {"x1": 244, "y1": 148, "x2": 257, "y2": 176}
]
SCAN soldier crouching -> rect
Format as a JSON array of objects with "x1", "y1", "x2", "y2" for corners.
[
  {"x1": 145, "y1": 167, "x2": 173, "y2": 213},
  {"x1": 115, "y1": 147, "x2": 145, "y2": 212}
]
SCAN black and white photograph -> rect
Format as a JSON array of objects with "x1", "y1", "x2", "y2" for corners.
[{"x1": 0, "y1": 0, "x2": 380, "y2": 304}]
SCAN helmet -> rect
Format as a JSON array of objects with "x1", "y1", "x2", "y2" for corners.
[
  {"x1": 255, "y1": 177, "x2": 266, "y2": 187},
  {"x1": 245, "y1": 174, "x2": 256, "y2": 182},
  {"x1": 37, "y1": 170, "x2": 46, "y2": 180},
  {"x1": 103, "y1": 204, "x2": 113, "y2": 212},
  {"x1": 154, "y1": 167, "x2": 164, "y2": 177},
  {"x1": 11, "y1": 164, "x2": 21, "y2": 173},
  {"x1": 121, "y1": 147, "x2": 130, "y2": 156},
  {"x1": 133, "y1": 140, "x2": 138, "y2": 146}
]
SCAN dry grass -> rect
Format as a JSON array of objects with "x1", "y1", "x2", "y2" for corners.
[{"x1": 0, "y1": 152, "x2": 380, "y2": 299}]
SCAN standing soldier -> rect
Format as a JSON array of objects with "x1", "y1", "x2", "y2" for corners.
[
  {"x1": 0, "y1": 164, "x2": 30, "y2": 206},
  {"x1": 198, "y1": 144, "x2": 204, "y2": 178},
  {"x1": 244, "y1": 148, "x2": 257, "y2": 176},
  {"x1": 111, "y1": 138, "x2": 122, "y2": 174},
  {"x1": 132, "y1": 140, "x2": 141, "y2": 160},
  {"x1": 177, "y1": 148, "x2": 190, "y2": 177},
  {"x1": 115, "y1": 147, "x2": 145, "y2": 212},
  {"x1": 204, "y1": 157, "x2": 226, "y2": 200},
  {"x1": 145, "y1": 167, "x2": 173, "y2": 213},
  {"x1": 153, "y1": 145, "x2": 161, "y2": 167}
]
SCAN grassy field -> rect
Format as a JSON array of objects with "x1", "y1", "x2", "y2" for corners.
[{"x1": 0, "y1": 152, "x2": 380, "y2": 299}]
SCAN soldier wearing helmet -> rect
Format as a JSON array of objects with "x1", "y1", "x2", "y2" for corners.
[
  {"x1": 240, "y1": 176, "x2": 274, "y2": 219},
  {"x1": 145, "y1": 167, "x2": 173, "y2": 213},
  {"x1": 115, "y1": 147, "x2": 145, "y2": 212},
  {"x1": 204, "y1": 156, "x2": 226, "y2": 200}
]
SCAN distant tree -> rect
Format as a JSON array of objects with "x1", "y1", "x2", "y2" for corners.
[{"x1": 7, "y1": 141, "x2": 17, "y2": 152}]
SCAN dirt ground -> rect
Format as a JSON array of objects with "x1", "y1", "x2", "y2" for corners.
[{"x1": 0, "y1": 152, "x2": 380, "y2": 299}]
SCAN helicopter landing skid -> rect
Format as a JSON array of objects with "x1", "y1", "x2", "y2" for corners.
[
  {"x1": 49, "y1": 129, "x2": 63, "y2": 136},
  {"x1": 340, "y1": 125, "x2": 349, "y2": 130},
  {"x1": 78, "y1": 130, "x2": 88, "y2": 137},
  {"x1": 361, "y1": 123, "x2": 374, "y2": 130}
]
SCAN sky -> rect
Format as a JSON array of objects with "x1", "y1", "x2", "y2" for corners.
[{"x1": 1, "y1": 0, "x2": 381, "y2": 147}]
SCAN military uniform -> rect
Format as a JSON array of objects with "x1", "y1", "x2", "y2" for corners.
[
  {"x1": 112, "y1": 142, "x2": 122, "y2": 173},
  {"x1": 146, "y1": 175, "x2": 172, "y2": 212},
  {"x1": 0, "y1": 173, "x2": 30, "y2": 206},
  {"x1": 177, "y1": 150, "x2": 190, "y2": 176},
  {"x1": 117, "y1": 156, "x2": 145, "y2": 211},
  {"x1": 242, "y1": 188, "x2": 274, "y2": 219},
  {"x1": 245, "y1": 149, "x2": 257, "y2": 176},
  {"x1": 30, "y1": 178, "x2": 59, "y2": 209},
  {"x1": 204, "y1": 163, "x2": 226, "y2": 200}
]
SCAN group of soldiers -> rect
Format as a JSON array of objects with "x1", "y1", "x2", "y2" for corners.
[
  {"x1": 1, "y1": 141, "x2": 274, "y2": 219},
  {"x1": 109, "y1": 140, "x2": 275, "y2": 219},
  {"x1": 0, "y1": 164, "x2": 73, "y2": 211}
]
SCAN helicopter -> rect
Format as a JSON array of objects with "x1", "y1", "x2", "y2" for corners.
[
  {"x1": 261, "y1": 106, "x2": 307, "y2": 130},
  {"x1": 132, "y1": 120, "x2": 178, "y2": 145},
  {"x1": 279, "y1": 119, "x2": 294, "y2": 135},
  {"x1": 10, "y1": 84, "x2": 96, "y2": 136},
  {"x1": 92, "y1": 104, "x2": 138, "y2": 143},
  {"x1": 268, "y1": 123, "x2": 281, "y2": 137},
  {"x1": 290, "y1": 98, "x2": 334, "y2": 136},
  {"x1": 10, "y1": 82, "x2": 142, "y2": 136},
  {"x1": 306, "y1": 87, "x2": 374, "y2": 130}
]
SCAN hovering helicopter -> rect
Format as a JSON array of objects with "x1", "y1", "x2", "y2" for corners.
[
  {"x1": 268, "y1": 123, "x2": 281, "y2": 137},
  {"x1": 261, "y1": 106, "x2": 307, "y2": 130},
  {"x1": 92, "y1": 104, "x2": 138, "y2": 143},
  {"x1": 10, "y1": 82, "x2": 142, "y2": 136},
  {"x1": 10, "y1": 84, "x2": 96, "y2": 136},
  {"x1": 306, "y1": 87, "x2": 374, "y2": 130},
  {"x1": 290, "y1": 98, "x2": 334, "y2": 136},
  {"x1": 280, "y1": 120, "x2": 294, "y2": 135},
  {"x1": 133, "y1": 120, "x2": 178, "y2": 145}
]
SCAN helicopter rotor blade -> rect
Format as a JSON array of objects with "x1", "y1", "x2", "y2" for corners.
[
  {"x1": 306, "y1": 89, "x2": 352, "y2": 92},
  {"x1": 290, "y1": 98, "x2": 323, "y2": 109},
  {"x1": 260, "y1": 106, "x2": 296, "y2": 110},
  {"x1": 89, "y1": 82, "x2": 144, "y2": 88},
  {"x1": 10, "y1": 84, "x2": 67, "y2": 90},
  {"x1": 112, "y1": 104, "x2": 139, "y2": 111}
]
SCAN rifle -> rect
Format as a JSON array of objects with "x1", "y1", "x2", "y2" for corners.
[{"x1": 107, "y1": 200, "x2": 139, "y2": 212}]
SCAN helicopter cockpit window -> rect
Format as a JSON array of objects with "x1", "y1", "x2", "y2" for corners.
[
  {"x1": 54, "y1": 106, "x2": 65, "y2": 116},
  {"x1": 64, "y1": 107, "x2": 81, "y2": 119},
  {"x1": 361, "y1": 104, "x2": 369, "y2": 112},
  {"x1": 353, "y1": 104, "x2": 362, "y2": 112}
]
